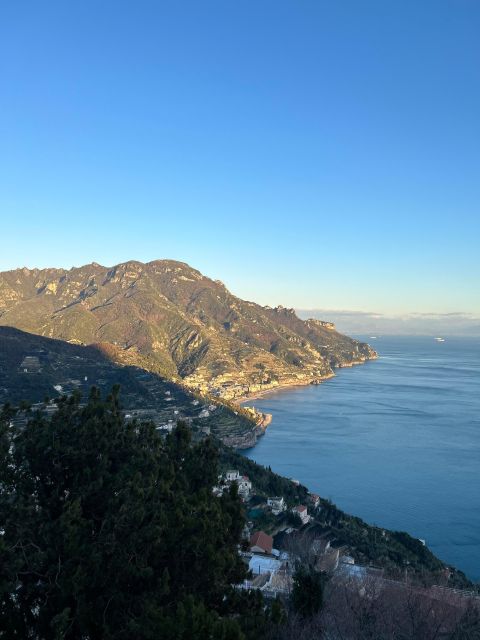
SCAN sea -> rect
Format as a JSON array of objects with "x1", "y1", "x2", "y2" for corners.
[{"x1": 241, "y1": 336, "x2": 480, "y2": 582}]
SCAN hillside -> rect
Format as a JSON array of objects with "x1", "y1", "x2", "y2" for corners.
[
  {"x1": 0, "y1": 260, "x2": 376, "y2": 399},
  {"x1": 0, "y1": 327, "x2": 259, "y2": 447}
]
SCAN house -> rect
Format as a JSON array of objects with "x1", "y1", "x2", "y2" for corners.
[
  {"x1": 316, "y1": 547, "x2": 340, "y2": 573},
  {"x1": 308, "y1": 493, "x2": 321, "y2": 509},
  {"x1": 237, "y1": 475, "x2": 252, "y2": 498},
  {"x1": 248, "y1": 554, "x2": 281, "y2": 576},
  {"x1": 156, "y1": 424, "x2": 174, "y2": 433},
  {"x1": 249, "y1": 531, "x2": 273, "y2": 555},
  {"x1": 292, "y1": 505, "x2": 309, "y2": 525},
  {"x1": 267, "y1": 497, "x2": 286, "y2": 515},
  {"x1": 225, "y1": 470, "x2": 241, "y2": 482}
]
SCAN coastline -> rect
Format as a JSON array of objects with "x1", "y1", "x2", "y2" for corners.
[
  {"x1": 233, "y1": 356, "x2": 377, "y2": 433},
  {"x1": 234, "y1": 373, "x2": 336, "y2": 406},
  {"x1": 237, "y1": 337, "x2": 480, "y2": 584},
  {"x1": 234, "y1": 355, "x2": 378, "y2": 406}
]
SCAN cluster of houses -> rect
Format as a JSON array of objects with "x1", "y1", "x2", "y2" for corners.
[{"x1": 212, "y1": 469, "x2": 365, "y2": 597}]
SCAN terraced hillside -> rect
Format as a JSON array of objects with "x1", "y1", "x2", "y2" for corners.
[
  {"x1": 0, "y1": 260, "x2": 376, "y2": 399},
  {"x1": 0, "y1": 327, "x2": 259, "y2": 447}
]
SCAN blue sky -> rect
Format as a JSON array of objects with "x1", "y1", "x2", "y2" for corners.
[{"x1": 1, "y1": 1, "x2": 479, "y2": 314}]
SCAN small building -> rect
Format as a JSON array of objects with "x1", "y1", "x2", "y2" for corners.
[
  {"x1": 316, "y1": 547, "x2": 340, "y2": 573},
  {"x1": 308, "y1": 493, "x2": 321, "y2": 509},
  {"x1": 237, "y1": 475, "x2": 252, "y2": 498},
  {"x1": 267, "y1": 497, "x2": 286, "y2": 515},
  {"x1": 225, "y1": 470, "x2": 241, "y2": 482},
  {"x1": 19, "y1": 356, "x2": 42, "y2": 374},
  {"x1": 156, "y1": 424, "x2": 174, "y2": 433},
  {"x1": 249, "y1": 554, "x2": 281, "y2": 576},
  {"x1": 292, "y1": 505, "x2": 309, "y2": 525},
  {"x1": 250, "y1": 531, "x2": 273, "y2": 555}
]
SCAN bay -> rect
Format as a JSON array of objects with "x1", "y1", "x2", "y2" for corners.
[{"x1": 242, "y1": 336, "x2": 480, "y2": 582}]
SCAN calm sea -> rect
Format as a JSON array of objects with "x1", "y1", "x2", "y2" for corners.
[{"x1": 241, "y1": 336, "x2": 480, "y2": 582}]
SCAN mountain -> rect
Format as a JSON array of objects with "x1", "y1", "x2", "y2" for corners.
[{"x1": 0, "y1": 259, "x2": 376, "y2": 399}]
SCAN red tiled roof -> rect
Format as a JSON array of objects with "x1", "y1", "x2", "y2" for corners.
[
  {"x1": 249, "y1": 531, "x2": 273, "y2": 554},
  {"x1": 295, "y1": 505, "x2": 307, "y2": 513}
]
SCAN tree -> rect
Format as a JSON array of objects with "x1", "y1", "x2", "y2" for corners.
[
  {"x1": 0, "y1": 389, "x2": 256, "y2": 639},
  {"x1": 291, "y1": 567, "x2": 324, "y2": 618}
]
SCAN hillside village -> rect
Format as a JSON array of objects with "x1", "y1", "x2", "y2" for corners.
[
  {"x1": 215, "y1": 467, "x2": 344, "y2": 597},
  {"x1": 0, "y1": 327, "x2": 266, "y2": 448},
  {"x1": 214, "y1": 465, "x2": 479, "y2": 602}
]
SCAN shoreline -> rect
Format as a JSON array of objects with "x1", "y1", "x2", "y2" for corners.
[
  {"x1": 234, "y1": 355, "x2": 377, "y2": 406},
  {"x1": 230, "y1": 357, "x2": 377, "y2": 448},
  {"x1": 234, "y1": 373, "x2": 336, "y2": 406}
]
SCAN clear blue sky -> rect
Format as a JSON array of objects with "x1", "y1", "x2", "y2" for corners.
[{"x1": 1, "y1": 1, "x2": 479, "y2": 314}]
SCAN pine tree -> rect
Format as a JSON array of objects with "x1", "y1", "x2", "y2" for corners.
[{"x1": 0, "y1": 389, "x2": 260, "y2": 639}]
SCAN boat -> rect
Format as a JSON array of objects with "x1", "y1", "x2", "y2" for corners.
[{"x1": 435, "y1": 337, "x2": 445, "y2": 342}]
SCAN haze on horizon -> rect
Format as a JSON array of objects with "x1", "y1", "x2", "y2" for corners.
[{"x1": 1, "y1": 1, "x2": 478, "y2": 317}]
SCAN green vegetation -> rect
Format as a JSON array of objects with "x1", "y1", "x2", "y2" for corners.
[
  {"x1": 291, "y1": 568, "x2": 325, "y2": 618},
  {"x1": 220, "y1": 453, "x2": 474, "y2": 589},
  {"x1": 0, "y1": 327, "x2": 257, "y2": 446},
  {"x1": 0, "y1": 389, "x2": 272, "y2": 639},
  {"x1": 311, "y1": 499, "x2": 472, "y2": 588},
  {"x1": 0, "y1": 389, "x2": 478, "y2": 639},
  {"x1": 220, "y1": 450, "x2": 308, "y2": 505}
]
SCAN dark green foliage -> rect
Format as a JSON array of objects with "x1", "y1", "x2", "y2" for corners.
[
  {"x1": 314, "y1": 500, "x2": 474, "y2": 588},
  {"x1": 287, "y1": 512, "x2": 303, "y2": 528},
  {"x1": 291, "y1": 568, "x2": 325, "y2": 618},
  {"x1": 220, "y1": 449, "x2": 308, "y2": 505},
  {"x1": 0, "y1": 389, "x2": 261, "y2": 639}
]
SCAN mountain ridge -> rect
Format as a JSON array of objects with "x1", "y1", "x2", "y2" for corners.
[{"x1": 0, "y1": 259, "x2": 377, "y2": 400}]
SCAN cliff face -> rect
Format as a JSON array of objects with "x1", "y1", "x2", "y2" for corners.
[{"x1": 0, "y1": 259, "x2": 376, "y2": 399}]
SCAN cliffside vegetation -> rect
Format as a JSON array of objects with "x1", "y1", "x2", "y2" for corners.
[
  {"x1": 0, "y1": 390, "x2": 272, "y2": 639},
  {"x1": 0, "y1": 390, "x2": 478, "y2": 639}
]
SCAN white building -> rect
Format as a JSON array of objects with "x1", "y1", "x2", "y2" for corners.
[
  {"x1": 292, "y1": 505, "x2": 309, "y2": 525},
  {"x1": 237, "y1": 475, "x2": 252, "y2": 498},
  {"x1": 267, "y1": 497, "x2": 286, "y2": 515}
]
